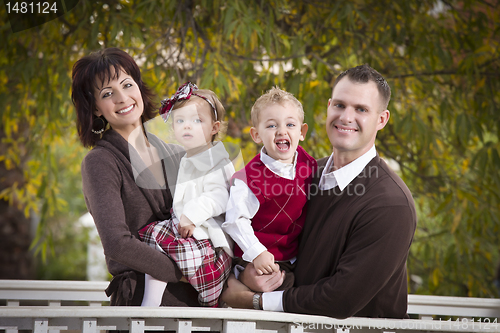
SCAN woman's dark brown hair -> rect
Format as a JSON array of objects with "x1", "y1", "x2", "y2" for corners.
[{"x1": 71, "y1": 48, "x2": 157, "y2": 147}]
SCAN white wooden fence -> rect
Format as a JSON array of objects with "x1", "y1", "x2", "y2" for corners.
[{"x1": 0, "y1": 280, "x2": 499, "y2": 333}]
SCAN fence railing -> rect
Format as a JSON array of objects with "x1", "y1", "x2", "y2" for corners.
[
  {"x1": 0, "y1": 279, "x2": 499, "y2": 333},
  {"x1": 0, "y1": 279, "x2": 109, "y2": 307}
]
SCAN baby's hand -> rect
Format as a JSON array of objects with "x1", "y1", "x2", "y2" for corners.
[
  {"x1": 253, "y1": 251, "x2": 280, "y2": 275},
  {"x1": 179, "y1": 214, "x2": 195, "y2": 238}
]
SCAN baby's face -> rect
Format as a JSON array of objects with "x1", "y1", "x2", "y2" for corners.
[
  {"x1": 172, "y1": 101, "x2": 217, "y2": 157},
  {"x1": 250, "y1": 102, "x2": 308, "y2": 164}
]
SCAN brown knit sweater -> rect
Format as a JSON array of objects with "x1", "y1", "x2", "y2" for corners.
[
  {"x1": 283, "y1": 154, "x2": 417, "y2": 318},
  {"x1": 81, "y1": 129, "x2": 199, "y2": 306}
]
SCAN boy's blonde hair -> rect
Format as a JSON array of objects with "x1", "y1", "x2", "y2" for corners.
[
  {"x1": 172, "y1": 89, "x2": 226, "y2": 141},
  {"x1": 251, "y1": 86, "x2": 304, "y2": 126}
]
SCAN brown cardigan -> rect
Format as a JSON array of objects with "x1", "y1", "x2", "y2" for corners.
[
  {"x1": 81, "y1": 129, "x2": 199, "y2": 306},
  {"x1": 283, "y1": 155, "x2": 417, "y2": 318}
]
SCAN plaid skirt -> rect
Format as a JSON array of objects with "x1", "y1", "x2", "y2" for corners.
[{"x1": 138, "y1": 213, "x2": 232, "y2": 307}]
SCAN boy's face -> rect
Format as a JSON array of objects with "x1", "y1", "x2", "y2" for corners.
[{"x1": 250, "y1": 102, "x2": 308, "y2": 164}]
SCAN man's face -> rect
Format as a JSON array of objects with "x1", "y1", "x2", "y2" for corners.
[{"x1": 326, "y1": 77, "x2": 389, "y2": 162}]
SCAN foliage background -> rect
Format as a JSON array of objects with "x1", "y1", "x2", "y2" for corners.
[{"x1": 0, "y1": 0, "x2": 499, "y2": 297}]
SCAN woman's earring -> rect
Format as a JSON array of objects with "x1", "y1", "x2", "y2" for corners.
[{"x1": 91, "y1": 116, "x2": 106, "y2": 134}]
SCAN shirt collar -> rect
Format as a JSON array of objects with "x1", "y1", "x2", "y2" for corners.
[
  {"x1": 181, "y1": 141, "x2": 229, "y2": 171},
  {"x1": 320, "y1": 145, "x2": 377, "y2": 191},
  {"x1": 259, "y1": 147, "x2": 297, "y2": 180}
]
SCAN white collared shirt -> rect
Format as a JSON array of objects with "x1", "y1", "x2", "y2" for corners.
[
  {"x1": 262, "y1": 145, "x2": 377, "y2": 312},
  {"x1": 260, "y1": 147, "x2": 297, "y2": 180},
  {"x1": 222, "y1": 148, "x2": 298, "y2": 263},
  {"x1": 319, "y1": 145, "x2": 377, "y2": 191}
]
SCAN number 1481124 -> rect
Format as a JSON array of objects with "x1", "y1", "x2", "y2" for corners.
[{"x1": 6, "y1": 2, "x2": 57, "y2": 14}]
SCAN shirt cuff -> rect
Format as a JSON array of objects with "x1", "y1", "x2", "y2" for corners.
[
  {"x1": 262, "y1": 291, "x2": 284, "y2": 312},
  {"x1": 242, "y1": 242, "x2": 267, "y2": 263},
  {"x1": 182, "y1": 203, "x2": 212, "y2": 227},
  {"x1": 233, "y1": 264, "x2": 245, "y2": 280}
]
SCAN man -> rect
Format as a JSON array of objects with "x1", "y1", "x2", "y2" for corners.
[{"x1": 222, "y1": 64, "x2": 417, "y2": 319}]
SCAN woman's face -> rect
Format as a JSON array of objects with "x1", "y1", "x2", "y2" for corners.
[{"x1": 93, "y1": 67, "x2": 144, "y2": 139}]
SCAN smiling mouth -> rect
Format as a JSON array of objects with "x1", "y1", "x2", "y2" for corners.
[
  {"x1": 335, "y1": 125, "x2": 357, "y2": 133},
  {"x1": 117, "y1": 105, "x2": 133, "y2": 114},
  {"x1": 276, "y1": 139, "x2": 290, "y2": 151}
]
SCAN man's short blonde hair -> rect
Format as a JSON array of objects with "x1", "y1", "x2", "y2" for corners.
[{"x1": 251, "y1": 86, "x2": 304, "y2": 126}]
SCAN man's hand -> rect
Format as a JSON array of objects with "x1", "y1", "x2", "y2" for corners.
[
  {"x1": 240, "y1": 262, "x2": 285, "y2": 292},
  {"x1": 253, "y1": 251, "x2": 280, "y2": 275},
  {"x1": 179, "y1": 214, "x2": 195, "y2": 238},
  {"x1": 221, "y1": 274, "x2": 254, "y2": 308}
]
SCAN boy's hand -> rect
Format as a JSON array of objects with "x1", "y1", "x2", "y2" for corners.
[
  {"x1": 253, "y1": 251, "x2": 280, "y2": 275},
  {"x1": 179, "y1": 214, "x2": 195, "y2": 238}
]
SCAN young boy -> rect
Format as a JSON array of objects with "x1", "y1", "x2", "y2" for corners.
[{"x1": 223, "y1": 87, "x2": 316, "y2": 291}]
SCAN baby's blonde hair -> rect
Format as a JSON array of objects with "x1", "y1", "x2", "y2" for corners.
[
  {"x1": 172, "y1": 89, "x2": 226, "y2": 141},
  {"x1": 251, "y1": 86, "x2": 304, "y2": 126}
]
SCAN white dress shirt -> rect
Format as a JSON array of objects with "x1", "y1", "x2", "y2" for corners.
[
  {"x1": 262, "y1": 145, "x2": 377, "y2": 311},
  {"x1": 223, "y1": 148, "x2": 298, "y2": 262}
]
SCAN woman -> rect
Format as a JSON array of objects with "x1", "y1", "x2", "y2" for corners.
[{"x1": 72, "y1": 47, "x2": 198, "y2": 306}]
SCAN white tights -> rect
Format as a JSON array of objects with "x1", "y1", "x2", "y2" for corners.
[{"x1": 141, "y1": 274, "x2": 168, "y2": 307}]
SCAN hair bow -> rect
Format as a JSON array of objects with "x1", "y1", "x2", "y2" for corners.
[{"x1": 159, "y1": 82, "x2": 217, "y2": 122}]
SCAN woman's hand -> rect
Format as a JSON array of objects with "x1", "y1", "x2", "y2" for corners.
[{"x1": 179, "y1": 214, "x2": 195, "y2": 238}]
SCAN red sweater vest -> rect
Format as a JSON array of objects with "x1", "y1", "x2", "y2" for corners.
[{"x1": 232, "y1": 146, "x2": 317, "y2": 261}]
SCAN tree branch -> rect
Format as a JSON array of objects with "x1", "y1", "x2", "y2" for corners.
[
  {"x1": 222, "y1": 52, "x2": 307, "y2": 62},
  {"x1": 389, "y1": 70, "x2": 500, "y2": 79}
]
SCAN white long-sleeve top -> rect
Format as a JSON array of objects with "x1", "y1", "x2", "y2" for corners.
[
  {"x1": 223, "y1": 148, "x2": 297, "y2": 262},
  {"x1": 173, "y1": 141, "x2": 235, "y2": 257}
]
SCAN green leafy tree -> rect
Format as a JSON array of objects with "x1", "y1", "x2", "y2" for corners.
[{"x1": 0, "y1": 0, "x2": 498, "y2": 296}]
